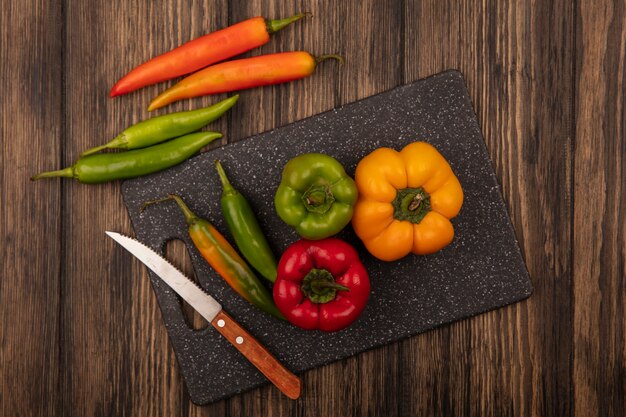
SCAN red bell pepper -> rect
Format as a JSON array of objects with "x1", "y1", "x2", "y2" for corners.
[{"x1": 273, "y1": 238, "x2": 370, "y2": 332}]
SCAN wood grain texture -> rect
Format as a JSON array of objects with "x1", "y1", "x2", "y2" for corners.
[
  {"x1": 0, "y1": 1, "x2": 64, "y2": 417},
  {"x1": 1, "y1": 0, "x2": 624, "y2": 416},
  {"x1": 573, "y1": 1, "x2": 625, "y2": 416},
  {"x1": 402, "y1": 1, "x2": 576, "y2": 416}
]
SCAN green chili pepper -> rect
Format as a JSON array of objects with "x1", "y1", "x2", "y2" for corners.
[
  {"x1": 31, "y1": 131, "x2": 222, "y2": 183},
  {"x1": 215, "y1": 160, "x2": 278, "y2": 283},
  {"x1": 80, "y1": 95, "x2": 238, "y2": 157},
  {"x1": 274, "y1": 153, "x2": 358, "y2": 240},
  {"x1": 141, "y1": 194, "x2": 284, "y2": 320}
]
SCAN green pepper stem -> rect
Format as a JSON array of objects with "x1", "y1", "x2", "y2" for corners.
[
  {"x1": 266, "y1": 12, "x2": 311, "y2": 34},
  {"x1": 30, "y1": 166, "x2": 74, "y2": 181},
  {"x1": 79, "y1": 143, "x2": 110, "y2": 157},
  {"x1": 305, "y1": 190, "x2": 326, "y2": 206},
  {"x1": 301, "y1": 184, "x2": 335, "y2": 214},
  {"x1": 141, "y1": 194, "x2": 199, "y2": 225},
  {"x1": 80, "y1": 135, "x2": 126, "y2": 157},
  {"x1": 214, "y1": 160, "x2": 235, "y2": 194},
  {"x1": 315, "y1": 54, "x2": 344, "y2": 65}
]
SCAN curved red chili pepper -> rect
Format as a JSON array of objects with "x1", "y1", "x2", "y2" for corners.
[
  {"x1": 273, "y1": 238, "x2": 370, "y2": 332},
  {"x1": 110, "y1": 13, "x2": 309, "y2": 97}
]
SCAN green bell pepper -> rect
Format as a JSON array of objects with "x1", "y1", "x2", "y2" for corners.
[{"x1": 274, "y1": 153, "x2": 358, "y2": 240}]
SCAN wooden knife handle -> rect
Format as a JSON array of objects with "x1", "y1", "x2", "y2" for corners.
[{"x1": 211, "y1": 310, "x2": 301, "y2": 399}]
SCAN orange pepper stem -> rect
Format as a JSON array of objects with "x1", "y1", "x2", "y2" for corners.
[
  {"x1": 408, "y1": 194, "x2": 425, "y2": 211},
  {"x1": 392, "y1": 187, "x2": 431, "y2": 224},
  {"x1": 141, "y1": 194, "x2": 199, "y2": 225},
  {"x1": 266, "y1": 12, "x2": 311, "y2": 33},
  {"x1": 315, "y1": 54, "x2": 344, "y2": 66}
]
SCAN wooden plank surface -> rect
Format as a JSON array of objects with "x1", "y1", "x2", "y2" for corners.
[
  {"x1": 0, "y1": 1, "x2": 64, "y2": 417},
  {"x1": 573, "y1": 1, "x2": 625, "y2": 417},
  {"x1": 402, "y1": 1, "x2": 576, "y2": 415},
  {"x1": 1, "y1": 0, "x2": 624, "y2": 416}
]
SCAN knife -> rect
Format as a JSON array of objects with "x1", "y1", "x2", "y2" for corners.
[{"x1": 105, "y1": 231, "x2": 301, "y2": 400}]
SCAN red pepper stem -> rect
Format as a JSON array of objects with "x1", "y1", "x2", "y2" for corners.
[
  {"x1": 141, "y1": 194, "x2": 199, "y2": 226},
  {"x1": 214, "y1": 160, "x2": 235, "y2": 194},
  {"x1": 310, "y1": 281, "x2": 350, "y2": 292},
  {"x1": 301, "y1": 268, "x2": 349, "y2": 303},
  {"x1": 315, "y1": 54, "x2": 344, "y2": 65},
  {"x1": 266, "y1": 12, "x2": 311, "y2": 34}
]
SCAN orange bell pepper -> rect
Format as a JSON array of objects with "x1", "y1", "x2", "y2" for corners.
[{"x1": 351, "y1": 141, "x2": 463, "y2": 261}]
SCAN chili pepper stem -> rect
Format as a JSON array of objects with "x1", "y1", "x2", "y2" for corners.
[
  {"x1": 141, "y1": 194, "x2": 199, "y2": 225},
  {"x1": 80, "y1": 135, "x2": 126, "y2": 157},
  {"x1": 80, "y1": 144, "x2": 109, "y2": 157},
  {"x1": 315, "y1": 54, "x2": 344, "y2": 65},
  {"x1": 31, "y1": 167, "x2": 75, "y2": 181},
  {"x1": 214, "y1": 160, "x2": 235, "y2": 194},
  {"x1": 266, "y1": 12, "x2": 311, "y2": 34}
]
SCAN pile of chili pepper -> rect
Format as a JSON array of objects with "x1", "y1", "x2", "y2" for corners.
[
  {"x1": 31, "y1": 96, "x2": 237, "y2": 183},
  {"x1": 108, "y1": 12, "x2": 342, "y2": 110},
  {"x1": 32, "y1": 12, "x2": 343, "y2": 182},
  {"x1": 140, "y1": 160, "x2": 283, "y2": 320},
  {"x1": 142, "y1": 194, "x2": 284, "y2": 320}
]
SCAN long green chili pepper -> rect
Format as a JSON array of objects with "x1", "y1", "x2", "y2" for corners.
[
  {"x1": 215, "y1": 160, "x2": 278, "y2": 282},
  {"x1": 81, "y1": 95, "x2": 238, "y2": 157},
  {"x1": 31, "y1": 131, "x2": 222, "y2": 184},
  {"x1": 141, "y1": 194, "x2": 284, "y2": 320}
]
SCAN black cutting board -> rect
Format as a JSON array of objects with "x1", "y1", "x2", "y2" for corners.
[{"x1": 121, "y1": 70, "x2": 532, "y2": 405}]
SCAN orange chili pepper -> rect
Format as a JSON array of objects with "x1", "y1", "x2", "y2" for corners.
[
  {"x1": 147, "y1": 51, "x2": 343, "y2": 111},
  {"x1": 142, "y1": 194, "x2": 284, "y2": 320},
  {"x1": 110, "y1": 13, "x2": 309, "y2": 97}
]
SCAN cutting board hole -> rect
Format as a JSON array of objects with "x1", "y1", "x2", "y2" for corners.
[{"x1": 164, "y1": 239, "x2": 209, "y2": 331}]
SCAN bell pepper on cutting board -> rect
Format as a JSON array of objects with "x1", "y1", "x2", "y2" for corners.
[
  {"x1": 274, "y1": 153, "x2": 357, "y2": 240},
  {"x1": 273, "y1": 238, "x2": 370, "y2": 332},
  {"x1": 352, "y1": 141, "x2": 464, "y2": 261}
]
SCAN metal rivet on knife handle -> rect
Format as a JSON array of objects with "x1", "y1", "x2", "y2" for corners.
[{"x1": 211, "y1": 310, "x2": 301, "y2": 399}]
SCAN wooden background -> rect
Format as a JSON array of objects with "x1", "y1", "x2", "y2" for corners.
[{"x1": 1, "y1": 0, "x2": 624, "y2": 416}]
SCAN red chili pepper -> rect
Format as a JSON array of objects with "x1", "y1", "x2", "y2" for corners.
[
  {"x1": 110, "y1": 13, "x2": 309, "y2": 97},
  {"x1": 147, "y1": 52, "x2": 343, "y2": 111},
  {"x1": 273, "y1": 238, "x2": 370, "y2": 332}
]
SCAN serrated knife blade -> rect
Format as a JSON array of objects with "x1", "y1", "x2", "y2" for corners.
[
  {"x1": 105, "y1": 231, "x2": 301, "y2": 399},
  {"x1": 105, "y1": 231, "x2": 222, "y2": 322}
]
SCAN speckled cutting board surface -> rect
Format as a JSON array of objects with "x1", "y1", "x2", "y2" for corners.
[{"x1": 121, "y1": 70, "x2": 532, "y2": 405}]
